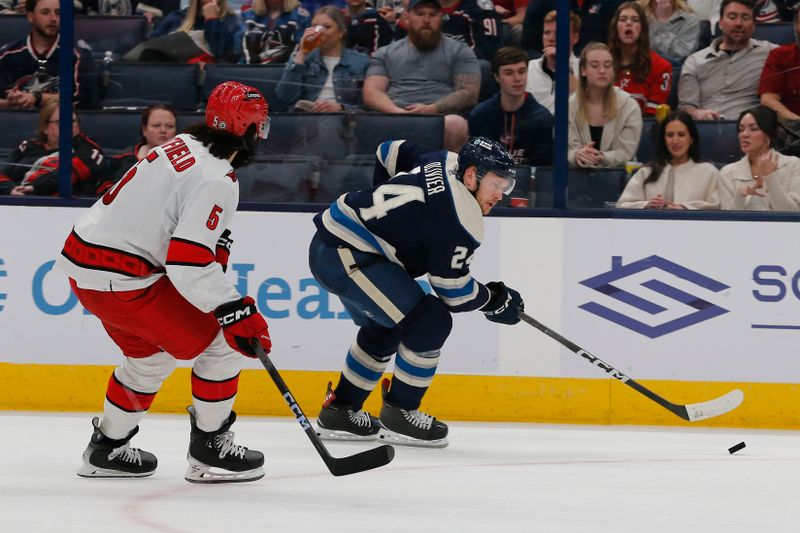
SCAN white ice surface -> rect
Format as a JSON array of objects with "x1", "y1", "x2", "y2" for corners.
[{"x1": 1, "y1": 412, "x2": 798, "y2": 533}]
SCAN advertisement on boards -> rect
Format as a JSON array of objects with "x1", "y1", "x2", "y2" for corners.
[{"x1": 563, "y1": 218, "x2": 800, "y2": 383}]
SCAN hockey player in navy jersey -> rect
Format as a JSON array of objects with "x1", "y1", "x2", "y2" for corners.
[
  {"x1": 56, "y1": 81, "x2": 272, "y2": 483},
  {"x1": 310, "y1": 137, "x2": 525, "y2": 448}
]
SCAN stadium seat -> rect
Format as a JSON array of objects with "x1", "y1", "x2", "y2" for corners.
[
  {"x1": 75, "y1": 16, "x2": 150, "y2": 58},
  {"x1": 753, "y1": 22, "x2": 795, "y2": 45},
  {"x1": 236, "y1": 156, "x2": 316, "y2": 203},
  {"x1": 668, "y1": 64, "x2": 680, "y2": 110},
  {"x1": 0, "y1": 15, "x2": 28, "y2": 48},
  {"x1": 314, "y1": 160, "x2": 374, "y2": 203},
  {"x1": 258, "y1": 113, "x2": 350, "y2": 159},
  {"x1": 697, "y1": 20, "x2": 713, "y2": 50},
  {"x1": 101, "y1": 63, "x2": 201, "y2": 111},
  {"x1": 0, "y1": 110, "x2": 38, "y2": 151},
  {"x1": 533, "y1": 167, "x2": 626, "y2": 208},
  {"x1": 202, "y1": 64, "x2": 286, "y2": 111},
  {"x1": 353, "y1": 113, "x2": 444, "y2": 155}
]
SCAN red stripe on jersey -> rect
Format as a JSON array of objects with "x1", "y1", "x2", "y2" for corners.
[
  {"x1": 62, "y1": 230, "x2": 163, "y2": 277},
  {"x1": 166, "y1": 238, "x2": 215, "y2": 267},
  {"x1": 146, "y1": 150, "x2": 159, "y2": 162},
  {"x1": 72, "y1": 156, "x2": 91, "y2": 182},
  {"x1": 191, "y1": 371, "x2": 240, "y2": 402},
  {"x1": 105, "y1": 373, "x2": 156, "y2": 412}
]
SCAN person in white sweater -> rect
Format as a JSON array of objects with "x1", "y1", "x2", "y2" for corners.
[
  {"x1": 617, "y1": 110, "x2": 721, "y2": 209},
  {"x1": 567, "y1": 42, "x2": 643, "y2": 168},
  {"x1": 720, "y1": 105, "x2": 800, "y2": 210}
]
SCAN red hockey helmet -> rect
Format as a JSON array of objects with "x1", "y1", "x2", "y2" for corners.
[{"x1": 206, "y1": 81, "x2": 270, "y2": 139}]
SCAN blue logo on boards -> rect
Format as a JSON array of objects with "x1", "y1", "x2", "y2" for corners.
[
  {"x1": 579, "y1": 255, "x2": 729, "y2": 338},
  {"x1": 0, "y1": 258, "x2": 6, "y2": 312}
]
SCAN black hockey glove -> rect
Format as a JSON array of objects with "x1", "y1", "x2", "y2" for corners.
[
  {"x1": 215, "y1": 229, "x2": 233, "y2": 273},
  {"x1": 481, "y1": 281, "x2": 524, "y2": 325}
]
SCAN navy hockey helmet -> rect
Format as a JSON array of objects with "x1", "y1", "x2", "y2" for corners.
[{"x1": 457, "y1": 137, "x2": 516, "y2": 194}]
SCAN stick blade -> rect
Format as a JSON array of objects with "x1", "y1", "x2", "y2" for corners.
[
  {"x1": 325, "y1": 444, "x2": 395, "y2": 477},
  {"x1": 685, "y1": 389, "x2": 744, "y2": 422}
]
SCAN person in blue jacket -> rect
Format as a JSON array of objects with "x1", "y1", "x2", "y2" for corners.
[
  {"x1": 275, "y1": 5, "x2": 370, "y2": 111},
  {"x1": 309, "y1": 137, "x2": 525, "y2": 448}
]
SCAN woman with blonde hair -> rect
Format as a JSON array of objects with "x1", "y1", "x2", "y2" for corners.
[
  {"x1": 568, "y1": 42, "x2": 643, "y2": 168},
  {"x1": 638, "y1": 0, "x2": 700, "y2": 63},
  {"x1": 1, "y1": 99, "x2": 106, "y2": 196},
  {"x1": 275, "y1": 5, "x2": 370, "y2": 112},
  {"x1": 151, "y1": 0, "x2": 244, "y2": 63},
  {"x1": 242, "y1": 0, "x2": 310, "y2": 64}
]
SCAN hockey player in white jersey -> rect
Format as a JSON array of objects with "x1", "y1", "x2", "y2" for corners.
[{"x1": 56, "y1": 81, "x2": 273, "y2": 483}]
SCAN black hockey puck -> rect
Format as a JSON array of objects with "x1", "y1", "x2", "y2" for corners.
[{"x1": 728, "y1": 441, "x2": 746, "y2": 454}]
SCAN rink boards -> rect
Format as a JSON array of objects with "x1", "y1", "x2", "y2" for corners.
[{"x1": 1, "y1": 205, "x2": 800, "y2": 428}]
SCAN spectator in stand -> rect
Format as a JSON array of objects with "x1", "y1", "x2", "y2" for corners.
[
  {"x1": 241, "y1": 0, "x2": 310, "y2": 64},
  {"x1": 759, "y1": 3, "x2": 800, "y2": 153},
  {"x1": 617, "y1": 110, "x2": 721, "y2": 209},
  {"x1": 679, "y1": 0, "x2": 777, "y2": 120},
  {"x1": 609, "y1": 2, "x2": 673, "y2": 116},
  {"x1": 98, "y1": 105, "x2": 178, "y2": 195},
  {"x1": 494, "y1": 0, "x2": 527, "y2": 46},
  {"x1": 276, "y1": 5, "x2": 370, "y2": 111},
  {"x1": 344, "y1": 0, "x2": 394, "y2": 56},
  {"x1": 363, "y1": 0, "x2": 480, "y2": 151},
  {"x1": 469, "y1": 46, "x2": 553, "y2": 166},
  {"x1": 521, "y1": 0, "x2": 624, "y2": 57},
  {"x1": 0, "y1": 0, "x2": 96, "y2": 109},
  {"x1": 0, "y1": 99, "x2": 105, "y2": 196},
  {"x1": 0, "y1": 0, "x2": 25, "y2": 13},
  {"x1": 720, "y1": 105, "x2": 800, "y2": 209},
  {"x1": 568, "y1": 42, "x2": 643, "y2": 168},
  {"x1": 526, "y1": 9, "x2": 580, "y2": 115},
  {"x1": 435, "y1": 0, "x2": 502, "y2": 61},
  {"x1": 151, "y1": 0, "x2": 244, "y2": 63},
  {"x1": 639, "y1": 0, "x2": 700, "y2": 64}
]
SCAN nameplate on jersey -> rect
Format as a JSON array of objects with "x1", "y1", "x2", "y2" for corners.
[
  {"x1": 161, "y1": 138, "x2": 196, "y2": 173},
  {"x1": 424, "y1": 161, "x2": 446, "y2": 196}
]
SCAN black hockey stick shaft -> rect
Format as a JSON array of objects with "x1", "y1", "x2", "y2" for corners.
[
  {"x1": 253, "y1": 342, "x2": 395, "y2": 476},
  {"x1": 517, "y1": 311, "x2": 692, "y2": 420}
]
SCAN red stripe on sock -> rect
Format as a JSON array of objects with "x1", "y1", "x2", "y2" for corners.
[
  {"x1": 191, "y1": 371, "x2": 240, "y2": 402},
  {"x1": 105, "y1": 373, "x2": 156, "y2": 413}
]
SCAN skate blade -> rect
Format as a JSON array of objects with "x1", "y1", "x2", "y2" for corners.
[
  {"x1": 378, "y1": 428, "x2": 449, "y2": 449},
  {"x1": 316, "y1": 421, "x2": 379, "y2": 442},
  {"x1": 184, "y1": 460, "x2": 265, "y2": 484},
  {"x1": 76, "y1": 462, "x2": 155, "y2": 478}
]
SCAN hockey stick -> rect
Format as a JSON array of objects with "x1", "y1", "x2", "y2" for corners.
[
  {"x1": 252, "y1": 342, "x2": 395, "y2": 476},
  {"x1": 518, "y1": 312, "x2": 744, "y2": 422}
]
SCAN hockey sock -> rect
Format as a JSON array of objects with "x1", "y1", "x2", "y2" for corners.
[{"x1": 336, "y1": 325, "x2": 400, "y2": 408}]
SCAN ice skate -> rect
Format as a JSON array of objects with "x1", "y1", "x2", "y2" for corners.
[
  {"x1": 316, "y1": 381, "x2": 380, "y2": 441},
  {"x1": 184, "y1": 406, "x2": 264, "y2": 484},
  {"x1": 77, "y1": 417, "x2": 157, "y2": 478},
  {"x1": 378, "y1": 379, "x2": 449, "y2": 448}
]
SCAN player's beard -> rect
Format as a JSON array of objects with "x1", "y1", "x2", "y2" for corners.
[{"x1": 408, "y1": 27, "x2": 442, "y2": 53}]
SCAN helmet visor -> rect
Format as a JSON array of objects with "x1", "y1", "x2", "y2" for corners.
[
  {"x1": 480, "y1": 170, "x2": 516, "y2": 195},
  {"x1": 258, "y1": 116, "x2": 271, "y2": 140}
]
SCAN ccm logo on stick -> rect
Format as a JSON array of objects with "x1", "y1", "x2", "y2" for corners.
[{"x1": 283, "y1": 392, "x2": 311, "y2": 430}]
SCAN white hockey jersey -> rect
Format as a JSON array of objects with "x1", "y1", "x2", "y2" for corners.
[{"x1": 56, "y1": 134, "x2": 242, "y2": 313}]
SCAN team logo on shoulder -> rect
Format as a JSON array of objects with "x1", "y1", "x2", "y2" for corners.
[{"x1": 477, "y1": 0, "x2": 494, "y2": 11}]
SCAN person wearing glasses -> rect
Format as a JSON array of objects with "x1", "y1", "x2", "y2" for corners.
[{"x1": 0, "y1": 99, "x2": 105, "y2": 196}]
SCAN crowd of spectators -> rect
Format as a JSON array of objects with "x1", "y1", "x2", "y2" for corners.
[{"x1": 1, "y1": 0, "x2": 800, "y2": 211}]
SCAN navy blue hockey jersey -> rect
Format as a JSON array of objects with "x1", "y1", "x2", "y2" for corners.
[{"x1": 313, "y1": 141, "x2": 491, "y2": 313}]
